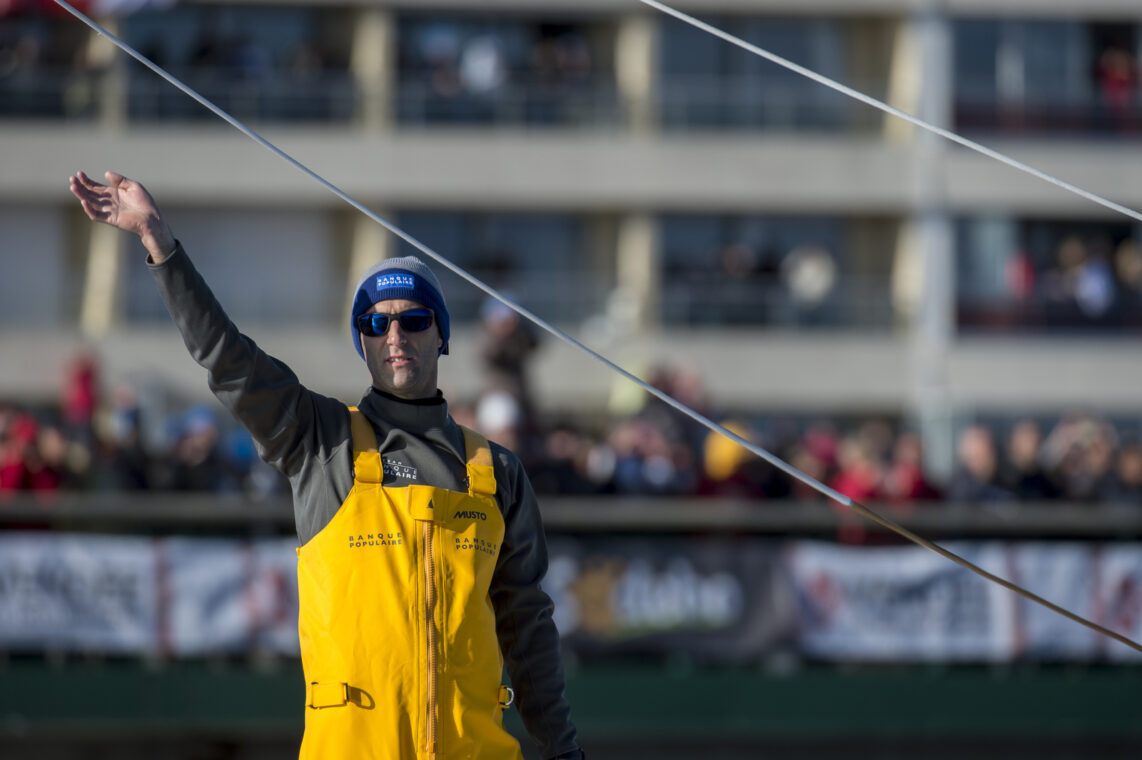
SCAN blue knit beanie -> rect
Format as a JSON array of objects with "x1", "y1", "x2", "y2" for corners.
[{"x1": 351, "y1": 256, "x2": 450, "y2": 358}]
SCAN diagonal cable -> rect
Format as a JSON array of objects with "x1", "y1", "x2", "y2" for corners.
[
  {"x1": 639, "y1": 0, "x2": 1142, "y2": 224},
  {"x1": 50, "y1": 0, "x2": 1142, "y2": 653}
]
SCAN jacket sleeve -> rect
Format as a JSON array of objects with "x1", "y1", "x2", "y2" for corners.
[
  {"x1": 490, "y1": 445, "x2": 582, "y2": 760},
  {"x1": 148, "y1": 243, "x2": 353, "y2": 537}
]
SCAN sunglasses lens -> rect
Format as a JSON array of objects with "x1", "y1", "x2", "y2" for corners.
[
  {"x1": 357, "y1": 314, "x2": 390, "y2": 336},
  {"x1": 398, "y1": 312, "x2": 433, "y2": 332},
  {"x1": 358, "y1": 310, "x2": 433, "y2": 336}
]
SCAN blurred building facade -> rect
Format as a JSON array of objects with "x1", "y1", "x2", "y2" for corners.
[{"x1": 2, "y1": 0, "x2": 1142, "y2": 483}]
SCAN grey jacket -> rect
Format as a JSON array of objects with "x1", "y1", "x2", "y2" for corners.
[{"x1": 150, "y1": 243, "x2": 581, "y2": 760}]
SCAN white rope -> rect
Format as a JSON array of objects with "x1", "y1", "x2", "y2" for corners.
[
  {"x1": 51, "y1": 0, "x2": 1142, "y2": 653},
  {"x1": 639, "y1": 0, "x2": 1142, "y2": 224}
]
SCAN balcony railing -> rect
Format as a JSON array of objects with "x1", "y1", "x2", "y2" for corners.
[
  {"x1": 955, "y1": 90, "x2": 1142, "y2": 137},
  {"x1": 126, "y1": 68, "x2": 358, "y2": 124},
  {"x1": 661, "y1": 272, "x2": 894, "y2": 329},
  {"x1": 658, "y1": 76, "x2": 885, "y2": 133},
  {"x1": 394, "y1": 75, "x2": 624, "y2": 128},
  {"x1": 0, "y1": 66, "x2": 102, "y2": 119}
]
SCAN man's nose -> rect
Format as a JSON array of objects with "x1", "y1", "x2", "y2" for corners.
[{"x1": 385, "y1": 321, "x2": 407, "y2": 343}]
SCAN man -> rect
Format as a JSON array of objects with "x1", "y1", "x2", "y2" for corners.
[{"x1": 69, "y1": 170, "x2": 583, "y2": 760}]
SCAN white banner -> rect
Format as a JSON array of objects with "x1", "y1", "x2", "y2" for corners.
[
  {"x1": 0, "y1": 533, "x2": 158, "y2": 653},
  {"x1": 1009, "y1": 543, "x2": 1101, "y2": 659},
  {"x1": 1, "y1": 533, "x2": 1136, "y2": 662},
  {"x1": 787, "y1": 541, "x2": 1018, "y2": 661},
  {"x1": 165, "y1": 537, "x2": 299, "y2": 656},
  {"x1": 1094, "y1": 545, "x2": 1142, "y2": 662}
]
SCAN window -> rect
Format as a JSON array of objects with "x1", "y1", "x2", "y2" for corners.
[
  {"x1": 658, "y1": 16, "x2": 870, "y2": 132},
  {"x1": 957, "y1": 216, "x2": 1142, "y2": 331},
  {"x1": 123, "y1": 6, "x2": 354, "y2": 123},
  {"x1": 0, "y1": 206, "x2": 69, "y2": 325},
  {"x1": 954, "y1": 17, "x2": 1141, "y2": 136},
  {"x1": 0, "y1": 16, "x2": 98, "y2": 119},
  {"x1": 124, "y1": 208, "x2": 338, "y2": 324},
  {"x1": 659, "y1": 214, "x2": 889, "y2": 328},
  {"x1": 396, "y1": 15, "x2": 619, "y2": 127},
  {"x1": 392, "y1": 212, "x2": 601, "y2": 324}
]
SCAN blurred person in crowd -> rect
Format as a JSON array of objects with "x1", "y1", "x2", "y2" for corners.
[
  {"x1": 1115, "y1": 239, "x2": 1142, "y2": 324},
  {"x1": 639, "y1": 364, "x2": 711, "y2": 457},
  {"x1": 1041, "y1": 412, "x2": 1118, "y2": 502},
  {"x1": 475, "y1": 389, "x2": 525, "y2": 456},
  {"x1": 1103, "y1": 438, "x2": 1142, "y2": 506},
  {"x1": 160, "y1": 405, "x2": 226, "y2": 492},
  {"x1": 881, "y1": 430, "x2": 940, "y2": 504},
  {"x1": 780, "y1": 243, "x2": 837, "y2": 325},
  {"x1": 829, "y1": 432, "x2": 883, "y2": 504},
  {"x1": 827, "y1": 430, "x2": 886, "y2": 544},
  {"x1": 479, "y1": 295, "x2": 540, "y2": 428},
  {"x1": 1096, "y1": 42, "x2": 1138, "y2": 128},
  {"x1": 529, "y1": 425, "x2": 603, "y2": 496},
  {"x1": 1005, "y1": 248, "x2": 1036, "y2": 302},
  {"x1": 60, "y1": 351, "x2": 98, "y2": 441},
  {"x1": 1000, "y1": 418, "x2": 1058, "y2": 501},
  {"x1": 787, "y1": 442, "x2": 831, "y2": 503},
  {"x1": 1075, "y1": 241, "x2": 1117, "y2": 321},
  {"x1": 69, "y1": 170, "x2": 582, "y2": 760},
  {"x1": 700, "y1": 419, "x2": 774, "y2": 498},
  {"x1": 947, "y1": 424, "x2": 1014, "y2": 504},
  {"x1": 420, "y1": 23, "x2": 464, "y2": 104},
  {"x1": 92, "y1": 383, "x2": 152, "y2": 491},
  {"x1": 0, "y1": 412, "x2": 63, "y2": 493},
  {"x1": 530, "y1": 26, "x2": 592, "y2": 123},
  {"x1": 784, "y1": 422, "x2": 839, "y2": 502},
  {"x1": 1042, "y1": 235, "x2": 1089, "y2": 326},
  {"x1": 608, "y1": 416, "x2": 691, "y2": 495}
]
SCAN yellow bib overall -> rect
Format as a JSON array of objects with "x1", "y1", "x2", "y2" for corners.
[{"x1": 296, "y1": 409, "x2": 525, "y2": 760}]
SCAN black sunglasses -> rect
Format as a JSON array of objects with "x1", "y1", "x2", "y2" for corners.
[{"x1": 356, "y1": 309, "x2": 435, "y2": 337}]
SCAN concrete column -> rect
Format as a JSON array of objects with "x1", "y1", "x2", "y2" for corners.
[
  {"x1": 351, "y1": 7, "x2": 396, "y2": 133},
  {"x1": 615, "y1": 212, "x2": 660, "y2": 332},
  {"x1": 89, "y1": 17, "x2": 127, "y2": 131},
  {"x1": 615, "y1": 13, "x2": 659, "y2": 134},
  {"x1": 895, "y1": 3, "x2": 957, "y2": 482},
  {"x1": 345, "y1": 211, "x2": 395, "y2": 309},
  {"x1": 79, "y1": 223, "x2": 125, "y2": 337}
]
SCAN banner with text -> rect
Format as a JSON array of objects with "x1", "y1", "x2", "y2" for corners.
[{"x1": 0, "y1": 532, "x2": 1139, "y2": 662}]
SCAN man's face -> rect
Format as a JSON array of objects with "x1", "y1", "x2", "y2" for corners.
[{"x1": 361, "y1": 299, "x2": 442, "y2": 400}]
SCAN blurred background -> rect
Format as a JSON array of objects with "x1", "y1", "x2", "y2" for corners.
[{"x1": 2, "y1": 0, "x2": 1142, "y2": 757}]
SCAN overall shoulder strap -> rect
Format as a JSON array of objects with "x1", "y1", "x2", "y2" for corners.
[
  {"x1": 348, "y1": 407, "x2": 383, "y2": 484},
  {"x1": 459, "y1": 426, "x2": 496, "y2": 498}
]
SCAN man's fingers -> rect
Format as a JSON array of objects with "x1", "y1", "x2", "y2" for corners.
[
  {"x1": 105, "y1": 171, "x2": 126, "y2": 187},
  {"x1": 75, "y1": 170, "x2": 105, "y2": 189},
  {"x1": 70, "y1": 178, "x2": 107, "y2": 206},
  {"x1": 78, "y1": 198, "x2": 110, "y2": 222}
]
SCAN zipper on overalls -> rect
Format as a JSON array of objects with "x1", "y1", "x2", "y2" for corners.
[{"x1": 423, "y1": 519, "x2": 439, "y2": 759}]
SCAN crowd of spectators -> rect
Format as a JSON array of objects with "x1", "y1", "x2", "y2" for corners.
[
  {"x1": 960, "y1": 228, "x2": 1142, "y2": 332},
  {"x1": 397, "y1": 18, "x2": 608, "y2": 126},
  {"x1": 4, "y1": 344, "x2": 1142, "y2": 513},
  {"x1": 0, "y1": 354, "x2": 285, "y2": 499}
]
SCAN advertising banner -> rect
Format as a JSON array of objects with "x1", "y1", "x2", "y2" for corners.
[
  {"x1": 1008, "y1": 542, "x2": 1101, "y2": 659},
  {"x1": 786, "y1": 541, "x2": 1018, "y2": 661},
  {"x1": 164, "y1": 537, "x2": 299, "y2": 656},
  {"x1": 1094, "y1": 545, "x2": 1142, "y2": 663},
  {"x1": 0, "y1": 532, "x2": 158, "y2": 654},
  {"x1": 546, "y1": 537, "x2": 796, "y2": 662},
  {"x1": 1, "y1": 532, "x2": 1138, "y2": 663}
]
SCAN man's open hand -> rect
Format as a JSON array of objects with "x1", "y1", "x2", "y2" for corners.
[{"x1": 69, "y1": 171, "x2": 176, "y2": 262}]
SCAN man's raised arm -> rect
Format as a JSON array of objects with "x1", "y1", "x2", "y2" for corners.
[
  {"x1": 69, "y1": 170, "x2": 176, "y2": 263},
  {"x1": 65, "y1": 169, "x2": 353, "y2": 509}
]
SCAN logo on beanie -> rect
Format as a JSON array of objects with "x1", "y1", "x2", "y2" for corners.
[{"x1": 377, "y1": 273, "x2": 416, "y2": 290}]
